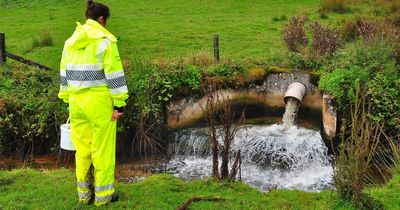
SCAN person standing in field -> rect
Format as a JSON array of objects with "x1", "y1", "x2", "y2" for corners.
[{"x1": 58, "y1": 0, "x2": 128, "y2": 206}]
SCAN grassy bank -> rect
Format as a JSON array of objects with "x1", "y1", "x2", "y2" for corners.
[
  {"x1": 0, "y1": 0, "x2": 322, "y2": 68},
  {"x1": 1, "y1": 168, "x2": 399, "y2": 209},
  {"x1": 368, "y1": 169, "x2": 400, "y2": 210},
  {"x1": 0, "y1": 168, "x2": 358, "y2": 210}
]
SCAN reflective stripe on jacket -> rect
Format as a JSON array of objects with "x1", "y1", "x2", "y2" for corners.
[{"x1": 58, "y1": 19, "x2": 128, "y2": 107}]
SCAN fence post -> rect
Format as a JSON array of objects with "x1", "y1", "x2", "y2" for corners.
[
  {"x1": 0, "y1": 33, "x2": 6, "y2": 64},
  {"x1": 213, "y1": 33, "x2": 220, "y2": 63}
]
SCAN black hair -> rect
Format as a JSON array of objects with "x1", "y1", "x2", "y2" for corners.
[{"x1": 85, "y1": 0, "x2": 110, "y2": 22}]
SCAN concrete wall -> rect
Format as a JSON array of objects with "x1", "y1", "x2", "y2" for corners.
[{"x1": 167, "y1": 72, "x2": 337, "y2": 138}]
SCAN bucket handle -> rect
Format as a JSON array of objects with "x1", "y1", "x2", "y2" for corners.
[{"x1": 66, "y1": 118, "x2": 70, "y2": 128}]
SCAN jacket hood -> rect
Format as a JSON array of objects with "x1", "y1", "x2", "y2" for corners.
[{"x1": 66, "y1": 19, "x2": 117, "y2": 49}]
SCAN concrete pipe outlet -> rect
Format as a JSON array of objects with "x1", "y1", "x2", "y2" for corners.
[{"x1": 284, "y1": 82, "x2": 307, "y2": 104}]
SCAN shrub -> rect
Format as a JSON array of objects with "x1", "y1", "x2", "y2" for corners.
[
  {"x1": 286, "y1": 52, "x2": 327, "y2": 71},
  {"x1": 0, "y1": 64, "x2": 66, "y2": 159},
  {"x1": 319, "y1": 40, "x2": 395, "y2": 98},
  {"x1": 319, "y1": 39, "x2": 399, "y2": 136},
  {"x1": 341, "y1": 18, "x2": 399, "y2": 43},
  {"x1": 340, "y1": 17, "x2": 399, "y2": 42},
  {"x1": 368, "y1": 72, "x2": 400, "y2": 133},
  {"x1": 283, "y1": 16, "x2": 308, "y2": 53},
  {"x1": 121, "y1": 60, "x2": 174, "y2": 156},
  {"x1": 319, "y1": 67, "x2": 371, "y2": 105},
  {"x1": 202, "y1": 81, "x2": 243, "y2": 181},
  {"x1": 334, "y1": 39, "x2": 395, "y2": 73},
  {"x1": 120, "y1": 58, "x2": 208, "y2": 157},
  {"x1": 182, "y1": 65, "x2": 202, "y2": 89},
  {"x1": 319, "y1": 0, "x2": 350, "y2": 14},
  {"x1": 333, "y1": 89, "x2": 396, "y2": 209},
  {"x1": 310, "y1": 21, "x2": 341, "y2": 56},
  {"x1": 340, "y1": 17, "x2": 362, "y2": 42}
]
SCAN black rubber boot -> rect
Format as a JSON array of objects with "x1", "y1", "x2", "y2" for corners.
[{"x1": 110, "y1": 192, "x2": 119, "y2": 203}]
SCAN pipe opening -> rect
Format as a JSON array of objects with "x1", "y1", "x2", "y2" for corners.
[{"x1": 284, "y1": 82, "x2": 307, "y2": 104}]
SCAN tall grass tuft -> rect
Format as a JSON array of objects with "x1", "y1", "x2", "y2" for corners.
[
  {"x1": 333, "y1": 87, "x2": 399, "y2": 209},
  {"x1": 272, "y1": 15, "x2": 287, "y2": 22},
  {"x1": 319, "y1": 0, "x2": 350, "y2": 14},
  {"x1": 31, "y1": 31, "x2": 53, "y2": 49},
  {"x1": 372, "y1": 0, "x2": 400, "y2": 16}
]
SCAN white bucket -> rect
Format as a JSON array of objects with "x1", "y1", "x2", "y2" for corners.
[{"x1": 60, "y1": 119, "x2": 75, "y2": 151}]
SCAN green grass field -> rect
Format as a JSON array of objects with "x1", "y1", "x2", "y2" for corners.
[
  {"x1": 1, "y1": 168, "x2": 399, "y2": 209},
  {"x1": 0, "y1": 0, "x2": 324, "y2": 69},
  {"x1": 0, "y1": 168, "x2": 355, "y2": 210}
]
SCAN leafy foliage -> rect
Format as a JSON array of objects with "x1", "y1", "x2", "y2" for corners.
[
  {"x1": 368, "y1": 72, "x2": 400, "y2": 132},
  {"x1": 0, "y1": 64, "x2": 66, "y2": 158},
  {"x1": 319, "y1": 39, "x2": 399, "y2": 132},
  {"x1": 333, "y1": 88, "x2": 395, "y2": 209},
  {"x1": 319, "y1": 67, "x2": 371, "y2": 105},
  {"x1": 120, "y1": 58, "x2": 247, "y2": 157}
]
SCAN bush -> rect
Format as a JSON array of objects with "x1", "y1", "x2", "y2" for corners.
[
  {"x1": 340, "y1": 18, "x2": 399, "y2": 43},
  {"x1": 335, "y1": 39, "x2": 396, "y2": 72},
  {"x1": 368, "y1": 72, "x2": 400, "y2": 133},
  {"x1": 0, "y1": 64, "x2": 66, "y2": 159},
  {"x1": 283, "y1": 16, "x2": 308, "y2": 53},
  {"x1": 310, "y1": 21, "x2": 341, "y2": 56},
  {"x1": 182, "y1": 65, "x2": 202, "y2": 89},
  {"x1": 319, "y1": 39, "x2": 399, "y2": 135},
  {"x1": 286, "y1": 52, "x2": 327, "y2": 71},
  {"x1": 319, "y1": 0, "x2": 350, "y2": 14},
  {"x1": 319, "y1": 67, "x2": 371, "y2": 105},
  {"x1": 333, "y1": 89, "x2": 395, "y2": 209},
  {"x1": 0, "y1": 54, "x2": 251, "y2": 159},
  {"x1": 340, "y1": 17, "x2": 362, "y2": 42},
  {"x1": 282, "y1": 18, "x2": 341, "y2": 70},
  {"x1": 120, "y1": 58, "x2": 209, "y2": 156}
]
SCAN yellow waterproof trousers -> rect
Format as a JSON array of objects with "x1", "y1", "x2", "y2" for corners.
[{"x1": 69, "y1": 89, "x2": 116, "y2": 206}]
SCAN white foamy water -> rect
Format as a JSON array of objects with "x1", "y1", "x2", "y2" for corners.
[
  {"x1": 282, "y1": 97, "x2": 300, "y2": 129},
  {"x1": 167, "y1": 124, "x2": 333, "y2": 192}
]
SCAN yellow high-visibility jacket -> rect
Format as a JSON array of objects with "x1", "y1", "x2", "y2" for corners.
[{"x1": 58, "y1": 19, "x2": 128, "y2": 107}]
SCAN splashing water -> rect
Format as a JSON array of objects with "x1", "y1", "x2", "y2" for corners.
[
  {"x1": 167, "y1": 124, "x2": 333, "y2": 192},
  {"x1": 282, "y1": 97, "x2": 300, "y2": 129}
]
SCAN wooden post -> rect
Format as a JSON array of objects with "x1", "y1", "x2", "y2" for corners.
[
  {"x1": 213, "y1": 33, "x2": 220, "y2": 63},
  {"x1": 0, "y1": 33, "x2": 6, "y2": 64}
]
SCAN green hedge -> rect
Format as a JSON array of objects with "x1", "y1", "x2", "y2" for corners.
[
  {"x1": 319, "y1": 40, "x2": 400, "y2": 133},
  {"x1": 0, "y1": 60, "x2": 249, "y2": 158},
  {"x1": 0, "y1": 63, "x2": 66, "y2": 157}
]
